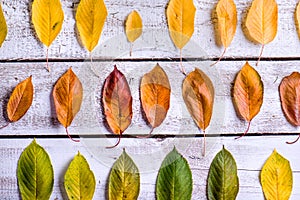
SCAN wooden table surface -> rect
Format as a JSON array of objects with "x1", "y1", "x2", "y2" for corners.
[{"x1": 1, "y1": 0, "x2": 300, "y2": 199}]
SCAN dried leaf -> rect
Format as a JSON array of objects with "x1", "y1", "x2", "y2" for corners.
[
  {"x1": 7, "y1": 76, "x2": 33, "y2": 122},
  {"x1": 125, "y1": 10, "x2": 142, "y2": 43},
  {"x1": 207, "y1": 146, "x2": 239, "y2": 200},
  {"x1": 102, "y1": 66, "x2": 132, "y2": 148},
  {"x1": 108, "y1": 149, "x2": 140, "y2": 200},
  {"x1": 140, "y1": 64, "x2": 171, "y2": 135},
  {"x1": 166, "y1": 0, "x2": 196, "y2": 73},
  {"x1": 233, "y1": 62, "x2": 263, "y2": 138},
  {"x1": 279, "y1": 72, "x2": 300, "y2": 144},
  {"x1": 260, "y1": 149, "x2": 293, "y2": 200},
  {"x1": 0, "y1": 2, "x2": 7, "y2": 47},
  {"x1": 295, "y1": 3, "x2": 300, "y2": 39},
  {"x1": 18, "y1": 139, "x2": 54, "y2": 200},
  {"x1": 211, "y1": 0, "x2": 237, "y2": 65},
  {"x1": 64, "y1": 152, "x2": 96, "y2": 200},
  {"x1": 156, "y1": 147, "x2": 192, "y2": 200},
  {"x1": 76, "y1": 0, "x2": 108, "y2": 52},
  {"x1": 53, "y1": 68, "x2": 83, "y2": 142},
  {"x1": 244, "y1": 0, "x2": 278, "y2": 65}
]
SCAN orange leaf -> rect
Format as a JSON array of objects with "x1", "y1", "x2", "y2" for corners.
[
  {"x1": 102, "y1": 66, "x2": 132, "y2": 147},
  {"x1": 53, "y1": 68, "x2": 83, "y2": 141},
  {"x1": 233, "y1": 62, "x2": 263, "y2": 138},
  {"x1": 140, "y1": 64, "x2": 171, "y2": 134},
  {"x1": 279, "y1": 72, "x2": 300, "y2": 144},
  {"x1": 7, "y1": 76, "x2": 33, "y2": 122},
  {"x1": 295, "y1": 2, "x2": 300, "y2": 39}
]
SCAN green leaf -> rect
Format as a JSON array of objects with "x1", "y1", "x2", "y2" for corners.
[
  {"x1": 108, "y1": 149, "x2": 140, "y2": 200},
  {"x1": 156, "y1": 147, "x2": 193, "y2": 200},
  {"x1": 260, "y1": 149, "x2": 293, "y2": 200},
  {"x1": 207, "y1": 146, "x2": 239, "y2": 200},
  {"x1": 64, "y1": 152, "x2": 96, "y2": 200},
  {"x1": 17, "y1": 139, "x2": 54, "y2": 200}
]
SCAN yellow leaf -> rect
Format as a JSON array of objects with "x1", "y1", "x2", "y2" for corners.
[
  {"x1": 0, "y1": 2, "x2": 7, "y2": 47},
  {"x1": 295, "y1": 2, "x2": 300, "y2": 39},
  {"x1": 166, "y1": 0, "x2": 196, "y2": 49},
  {"x1": 260, "y1": 149, "x2": 293, "y2": 200},
  {"x1": 32, "y1": 0, "x2": 64, "y2": 47},
  {"x1": 125, "y1": 11, "x2": 143, "y2": 43},
  {"x1": 76, "y1": 0, "x2": 108, "y2": 52},
  {"x1": 244, "y1": 0, "x2": 278, "y2": 65}
]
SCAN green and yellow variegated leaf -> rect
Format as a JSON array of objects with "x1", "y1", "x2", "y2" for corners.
[
  {"x1": 64, "y1": 152, "x2": 96, "y2": 200},
  {"x1": 260, "y1": 149, "x2": 293, "y2": 200},
  {"x1": 207, "y1": 146, "x2": 239, "y2": 200},
  {"x1": 17, "y1": 139, "x2": 54, "y2": 200},
  {"x1": 76, "y1": 0, "x2": 108, "y2": 52},
  {"x1": 156, "y1": 147, "x2": 192, "y2": 200},
  {"x1": 108, "y1": 149, "x2": 140, "y2": 200},
  {"x1": 32, "y1": 0, "x2": 64, "y2": 47}
]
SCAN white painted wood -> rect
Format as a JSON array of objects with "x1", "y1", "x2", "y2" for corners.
[
  {"x1": 0, "y1": 0, "x2": 299, "y2": 59},
  {"x1": 0, "y1": 61, "x2": 299, "y2": 136},
  {"x1": 0, "y1": 137, "x2": 299, "y2": 199}
]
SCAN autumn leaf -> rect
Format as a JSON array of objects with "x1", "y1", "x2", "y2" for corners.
[
  {"x1": 166, "y1": 0, "x2": 196, "y2": 74},
  {"x1": 207, "y1": 146, "x2": 239, "y2": 200},
  {"x1": 18, "y1": 139, "x2": 54, "y2": 200},
  {"x1": 53, "y1": 68, "x2": 83, "y2": 142},
  {"x1": 140, "y1": 64, "x2": 171, "y2": 136},
  {"x1": 6, "y1": 76, "x2": 33, "y2": 124},
  {"x1": 64, "y1": 152, "x2": 96, "y2": 200},
  {"x1": 125, "y1": 10, "x2": 143, "y2": 56},
  {"x1": 233, "y1": 62, "x2": 263, "y2": 139},
  {"x1": 108, "y1": 149, "x2": 140, "y2": 200},
  {"x1": 182, "y1": 68, "x2": 214, "y2": 156},
  {"x1": 279, "y1": 72, "x2": 300, "y2": 144},
  {"x1": 211, "y1": 0, "x2": 237, "y2": 66},
  {"x1": 244, "y1": 0, "x2": 278, "y2": 66},
  {"x1": 0, "y1": 2, "x2": 7, "y2": 47},
  {"x1": 102, "y1": 66, "x2": 132, "y2": 148},
  {"x1": 260, "y1": 149, "x2": 293, "y2": 200},
  {"x1": 156, "y1": 147, "x2": 192, "y2": 200},
  {"x1": 32, "y1": 0, "x2": 64, "y2": 71},
  {"x1": 76, "y1": 0, "x2": 108, "y2": 52}
]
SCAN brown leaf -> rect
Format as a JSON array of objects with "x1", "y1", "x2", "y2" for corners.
[
  {"x1": 140, "y1": 64, "x2": 171, "y2": 135},
  {"x1": 53, "y1": 68, "x2": 83, "y2": 142},
  {"x1": 279, "y1": 72, "x2": 300, "y2": 144},
  {"x1": 102, "y1": 66, "x2": 132, "y2": 148},
  {"x1": 7, "y1": 76, "x2": 33, "y2": 122},
  {"x1": 233, "y1": 62, "x2": 263, "y2": 138}
]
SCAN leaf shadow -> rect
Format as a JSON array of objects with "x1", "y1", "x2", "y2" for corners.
[
  {"x1": 58, "y1": 158, "x2": 72, "y2": 199},
  {"x1": 104, "y1": 167, "x2": 112, "y2": 199},
  {"x1": 1, "y1": 87, "x2": 11, "y2": 123},
  {"x1": 241, "y1": 1, "x2": 257, "y2": 44},
  {"x1": 71, "y1": 0, "x2": 86, "y2": 50},
  {"x1": 50, "y1": 77, "x2": 61, "y2": 128},
  {"x1": 230, "y1": 72, "x2": 245, "y2": 121}
]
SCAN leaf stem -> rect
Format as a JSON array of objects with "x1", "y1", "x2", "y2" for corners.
[
  {"x1": 136, "y1": 128, "x2": 154, "y2": 138},
  {"x1": 0, "y1": 122, "x2": 9, "y2": 129},
  {"x1": 286, "y1": 134, "x2": 300, "y2": 144},
  {"x1": 90, "y1": 52, "x2": 93, "y2": 63},
  {"x1": 66, "y1": 128, "x2": 80, "y2": 142},
  {"x1": 130, "y1": 43, "x2": 133, "y2": 57},
  {"x1": 256, "y1": 44, "x2": 264, "y2": 66},
  {"x1": 202, "y1": 130, "x2": 206, "y2": 157},
  {"x1": 46, "y1": 48, "x2": 50, "y2": 72},
  {"x1": 210, "y1": 48, "x2": 227, "y2": 67},
  {"x1": 180, "y1": 49, "x2": 186, "y2": 76},
  {"x1": 235, "y1": 121, "x2": 251, "y2": 140},
  {"x1": 106, "y1": 133, "x2": 122, "y2": 149}
]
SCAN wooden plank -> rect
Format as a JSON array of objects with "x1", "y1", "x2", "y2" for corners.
[
  {"x1": 0, "y1": 0, "x2": 299, "y2": 60},
  {"x1": 0, "y1": 61, "x2": 299, "y2": 136},
  {"x1": 0, "y1": 137, "x2": 299, "y2": 199}
]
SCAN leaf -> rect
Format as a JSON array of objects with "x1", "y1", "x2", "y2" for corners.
[
  {"x1": 108, "y1": 149, "x2": 140, "y2": 200},
  {"x1": 7, "y1": 76, "x2": 33, "y2": 122},
  {"x1": 232, "y1": 62, "x2": 263, "y2": 138},
  {"x1": 0, "y1": 2, "x2": 7, "y2": 47},
  {"x1": 140, "y1": 64, "x2": 171, "y2": 135},
  {"x1": 64, "y1": 152, "x2": 96, "y2": 200},
  {"x1": 295, "y1": 3, "x2": 300, "y2": 39},
  {"x1": 102, "y1": 65, "x2": 132, "y2": 148},
  {"x1": 53, "y1": 68, "x2": 83, "y2": 142},
  {"x1": 244, "y1": 0, "x2": 278, "y2": 65},
  {"x1": 207, "y1": 146, "x2": 239, "y2": 200},
  {"x1": 18, "y1": 139, "x2": 54, "y2": 200},
  {"x1": 279, "y1": 72, "x2": 300, "y2": 144},
  {"x1": 125, "y1": 10, "x2": 143, "y2": 43},
  {"x1": 76, "y1": 0, "x2": 108, "y2": 52},
  {"x1": 211, "y1": 0, "x2": 237, "y2": 66},
  {"x1": 260, "y1": 149, "x2": 293, "y2": 200},
  {"x1": 156, "y1": 147, "x2": 192, "y2": 200},
  {"x1": 166, "y1": 0, "x2": 196, "y2": 74}
]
